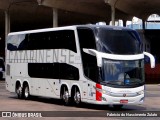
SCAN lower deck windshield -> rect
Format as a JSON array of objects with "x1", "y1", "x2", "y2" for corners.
[{"x1": 100, "y1": 59, "x2": 144, "y2": 87}]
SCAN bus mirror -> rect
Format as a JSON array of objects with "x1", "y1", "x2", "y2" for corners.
[
  {"x1": 143, "y1": 52, "x2": 155, "y2": 68},
  {"x1": 83, "y1": 48, "x2": 96, "y2": 56},
  {"x1": 83, "y1": 49, "x2": 102, "y2": 67}
]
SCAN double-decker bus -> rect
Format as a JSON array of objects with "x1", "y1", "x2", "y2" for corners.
[{"x1": 5, "y1": 25, "x2": 155, "y2": 108}]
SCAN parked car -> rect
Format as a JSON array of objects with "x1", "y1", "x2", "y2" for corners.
[{"x1": 0, "y1": 57, "x2": 5, "y2": 80}]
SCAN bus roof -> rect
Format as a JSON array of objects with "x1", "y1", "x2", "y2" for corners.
[{"x1": 8, "y1": 24, "x2": 134, "y2": 36}]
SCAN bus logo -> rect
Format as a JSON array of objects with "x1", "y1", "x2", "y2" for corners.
[{"x1": 123, "y1": 94, "x2": 126, "y2": 97}]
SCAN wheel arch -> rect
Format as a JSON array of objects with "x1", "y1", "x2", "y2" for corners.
[
  {"x1": 60, "y1": 83, "x2": 70, "y2": 95},
  {"x1": 71, "y1": 84, "x2": 82, "y2": 96},
  {"x1": 60, "y1": 84, "x2": 69, "y2": 94},
  {"x1": 22, "y1": 79, "x2": 30, "y2": 91}
]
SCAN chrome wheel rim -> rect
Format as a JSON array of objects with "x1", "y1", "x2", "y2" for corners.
[
  {"x1": 74, "y1": 91, "x2": 81, "y2": 104},
  {"x1": 24, "y1": 86, "x2": 29, "y2": 98},
  {"x1": 17, "y1": 86, "x2": 22, "y2": 95},
  {"x1": 63, "y1": 91, "x2": 69, "y2": 103}
]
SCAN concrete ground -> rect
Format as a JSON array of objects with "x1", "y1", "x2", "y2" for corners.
[{"x1": 0, "y1": 80, "x2": 160, "y2": 120}]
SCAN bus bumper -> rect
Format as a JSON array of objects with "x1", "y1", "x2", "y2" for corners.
[{"x1": 94, "y1": 94, "x2": 144, "y2": 105}]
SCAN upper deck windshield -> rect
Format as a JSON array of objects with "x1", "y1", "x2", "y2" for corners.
[{"x1": 95, "y1": 27, "x2": 142, "y2": 55}]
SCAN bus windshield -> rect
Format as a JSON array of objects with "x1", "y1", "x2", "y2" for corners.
[
  {"x1": 95, "y1": 28, "x2": 142, "y2": 55},
  {"x1": 100, "y1": 59, "x2": 144, "y2": 87}
]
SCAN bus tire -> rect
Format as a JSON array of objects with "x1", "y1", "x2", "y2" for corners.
[
  {"x1": 16, "y1": 82, "x2": 22, "y2": 99},
  {"x1": 73, "y1": 87, "x2": 81, "y2": 105},
  {"x1": 61, "y1": 86, "x2": 70, "y2": 105},
  {"x1": 22, "y1": 84, "x2": 30, "y2": 99}
]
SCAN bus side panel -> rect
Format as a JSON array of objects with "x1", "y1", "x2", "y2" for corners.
[
  {"x1": 42, "y1": 79, "x2": 60, "y2": 98},
  {"x1": 6, "y1": 75, "x2": 15, "y2": 93}
]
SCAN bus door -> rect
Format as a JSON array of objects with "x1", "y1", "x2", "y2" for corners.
[
  {"x1": 87, "y1": 80, "x2": 96, "y2": 101},
  {"x1": 82, "y1": 63, "x2": 98, "y2": 101}
]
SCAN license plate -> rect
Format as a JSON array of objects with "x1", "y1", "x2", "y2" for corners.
[{"x1": 120, "y1": 100, "x2": 128, "y2": 103}]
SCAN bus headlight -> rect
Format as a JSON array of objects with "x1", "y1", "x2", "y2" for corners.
[
  {"x1": 102, "y1": 89, "x2": 110, "y2": 95},
  {"x1": 94, "y1": 86, "x2": 110, "y2": 95},
  {"x1": 137, "y1": 90, "x2": 144, "y2": 95}
]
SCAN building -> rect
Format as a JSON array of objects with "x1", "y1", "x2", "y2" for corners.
[
  {"x1": 0, "y1": 0, "x2": 160, "y2": 83},
  {"x1": 127, "y1": 14, "x2": 160, "y2": 29}
]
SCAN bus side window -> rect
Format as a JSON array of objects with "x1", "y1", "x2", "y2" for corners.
[
  {"x1": 59, "y1": 63, "x2": 79, "y2": 80},
  {"x1": 77, "y1": 28, "x2": 99, "y2": 82},
  {"x1": 50, "y1": 30, "x2": 77, "y2": 52},
  {"x1": 28, "y1": 63, "x2": 79, "y2": 80},
  {"x1": 28, "y1": 32, "x2": 46, "y2": 50},
  {"x1": 17, "y1": 30, "x2": 77, "y2": 52},
  {"x1": 7, "y1": 34, "x2": 27, "y2": 51},
  {"x1": 20, "y1": 35, "x2": 28, "y2": 50}
]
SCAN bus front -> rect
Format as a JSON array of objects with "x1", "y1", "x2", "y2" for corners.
[{"x1": 83, "y1": 26, "x2": 155, "y2": 107}]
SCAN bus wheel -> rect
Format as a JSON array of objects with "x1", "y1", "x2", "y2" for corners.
[
  {"x1": 113, "y1": 105, "x2": 123, "y2": 109},
  {"x1": 61, "y1": 86, "x2": 70, "y2": 105},
  {"x1": 73, "y1": 87, "x2": 81, "y2": 105},
  {"x1": 23, "y1": 84, "x2": 30, "y2": 99},
  {"x1": 16, "y1": 84, "x2": 22, "y2": 99}
]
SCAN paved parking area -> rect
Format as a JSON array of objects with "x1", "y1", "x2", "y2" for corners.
[{"x1": 0, "y1": 80, "x2": 160, "y2": 120}]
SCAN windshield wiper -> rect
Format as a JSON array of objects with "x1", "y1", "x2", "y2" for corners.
[{"x1": 100, "y1": 80, "x2": 122, "y2": 85}]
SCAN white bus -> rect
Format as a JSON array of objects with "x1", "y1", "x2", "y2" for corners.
[{"x1": 5, "y1": 25, "x2": 155, "y2": 108}]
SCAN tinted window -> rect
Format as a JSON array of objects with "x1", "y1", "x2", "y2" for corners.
[
  {"x1": 28, "y1": 63, "x2": 79, "y2": 80},
  {"x1": 59, "y1": 63, "x2": 79, "y2": 80},
  {"x1": 7, "y1": 30, "x2": 77, "y2": 52},
  {"x1": 77, "y1": 28, "x2": 99, "y2": 82},
  {"x1": 77, "y1": 28, "x2": 96, "y2": 49},
  {"x1": 7, "y1": 34, "x2": 27, "y2": 51},
  {"x1": 28, "y1": 63, "x2": 59, "y2": 79},
  {"x1": 96, "y1": 28, "x2": 141, "y2": 54}
]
